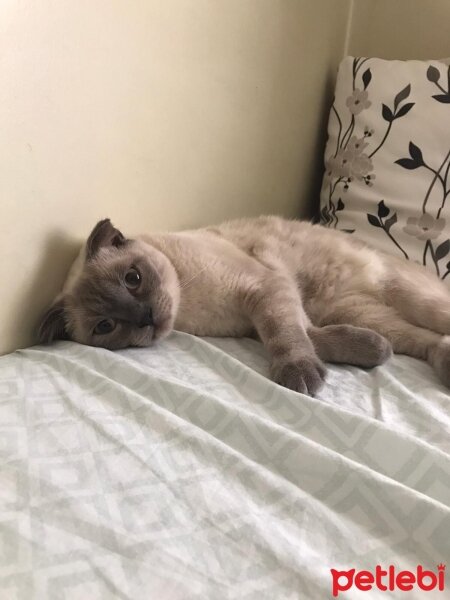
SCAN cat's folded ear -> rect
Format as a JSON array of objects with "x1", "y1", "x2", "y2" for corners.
[
  {"x1": 86, "y1": 218, "x2": 126, "y2": 259},
  {"x1": 38, "y1": 297, "x2": 70, "y2": 343}
]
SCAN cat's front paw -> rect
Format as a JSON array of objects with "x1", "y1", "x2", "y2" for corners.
[{"x1": 271, "y1": 356, "x2": 326, "y2": 396}]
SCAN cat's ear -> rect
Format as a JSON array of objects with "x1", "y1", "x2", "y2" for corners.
[
  {"x1": 38, "y1": 297, "x2": 69, "y2": 343},
  {"x1": 86, "y1": 218, "x2": 126, "y2": 259}
]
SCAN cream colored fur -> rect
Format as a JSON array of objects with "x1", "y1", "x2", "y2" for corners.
[{"x1": 40, "y1": 216, "x2": 450, "y2": 395}]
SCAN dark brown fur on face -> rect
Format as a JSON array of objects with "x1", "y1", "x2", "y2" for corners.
[
  {"x1": 38, "y1": 299, "x2": 69, "y2": 343},
  {"x1": 39, "y1": 220, "x2": 180, "y2": 349}
]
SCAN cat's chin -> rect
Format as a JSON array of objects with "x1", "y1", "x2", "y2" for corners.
[
  {"x1": 130, "y1": 316, "x2": 174, "y2": 348},
  {"x1": 131, "y1": 327, "x2": 155, "y2": 348},
  {"x1": 152, "y1": 318, "x2": 174, "y2": 342}
]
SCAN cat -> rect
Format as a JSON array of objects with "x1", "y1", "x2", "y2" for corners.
[{"x1": 39, "y1": 216, "x2": 450, "y2": 395}]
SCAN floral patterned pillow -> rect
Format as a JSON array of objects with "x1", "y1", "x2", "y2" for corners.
[{"x1": 320, "y1": 56, "x2": 450, "y2": 285}]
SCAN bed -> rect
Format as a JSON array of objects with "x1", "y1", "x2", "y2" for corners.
[{"x1": 1, "y1": 332, "x2": 449, "y2": 598}]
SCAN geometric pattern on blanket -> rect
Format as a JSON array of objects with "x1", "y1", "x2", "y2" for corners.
[{"x1": 0, "y1": 332, "x2": 449, "y2": 599}]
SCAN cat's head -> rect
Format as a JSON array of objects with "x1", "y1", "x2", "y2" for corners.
[{"x1": 38, "y1": 219, "x2": 180, "y2": 349}]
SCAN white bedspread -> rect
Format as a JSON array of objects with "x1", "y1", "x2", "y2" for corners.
[{"x1": 1, "y1": 332, "x2": 449, "y2": 599}]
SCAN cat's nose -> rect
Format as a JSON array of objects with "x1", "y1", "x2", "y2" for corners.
[{"x1": 138, "y1": 307, "x2": 153, "y2": 328}]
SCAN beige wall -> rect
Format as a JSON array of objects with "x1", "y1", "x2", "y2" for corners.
[
  {"x1": 2, "y1": 0, "x2": 450, "y2": 354},
  {"x1": 348, "y1": 0, "x2": 450, "y2": 60},
  {"x1": 0, "y1": 0, "x2": 351, "y2": 354}
]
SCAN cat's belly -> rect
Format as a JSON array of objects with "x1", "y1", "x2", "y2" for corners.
[{"x1": 297, "y1": 245, "x2": 387, "y2": 324}]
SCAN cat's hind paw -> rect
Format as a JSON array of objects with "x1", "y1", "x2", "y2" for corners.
[{"x1": 309, "y1": 324, "x2": 392, "y2": 368}]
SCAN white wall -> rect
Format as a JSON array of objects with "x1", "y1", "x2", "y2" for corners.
[{"x1": 0, "y1": 0, "x2": 351, "y2": 354}]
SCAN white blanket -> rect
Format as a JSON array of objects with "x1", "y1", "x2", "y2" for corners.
[{"x1": 1, "y1": 332, "x2": 449, "y2": 599}]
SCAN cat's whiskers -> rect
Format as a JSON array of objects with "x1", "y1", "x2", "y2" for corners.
[{"x1": 179, "y1": 265, "x2": 208, "y2": 291}]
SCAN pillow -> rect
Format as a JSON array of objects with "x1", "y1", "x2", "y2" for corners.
[{"x1": 319, "y1": 56, "x2": 450, "y2": 286}]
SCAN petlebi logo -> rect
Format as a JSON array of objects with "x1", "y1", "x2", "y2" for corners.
[{"x1": 330, "y1": 564, "x2": 445, "y2": 597}]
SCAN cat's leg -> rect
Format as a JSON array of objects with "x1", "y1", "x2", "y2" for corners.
[
  {"x1": 323, "y1": 299, "x2": 450, "y2": 387},
  {"x1": 384, "y1": 260, "x2": 450, "y2": 335},
  {"x1": 243, "y1": 273, "x2": 326, "y2": 395},
  {"x1": 308, "y1": 325, "x2": 392, "y2": 368}
]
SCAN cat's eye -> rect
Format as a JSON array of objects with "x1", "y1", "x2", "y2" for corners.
[
  {"x1": 94, "y1": 319, "x2": 116, "y2": 335},
  {"x1": 124, "y1": 267, "x2": 141, "y2": 290}
]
